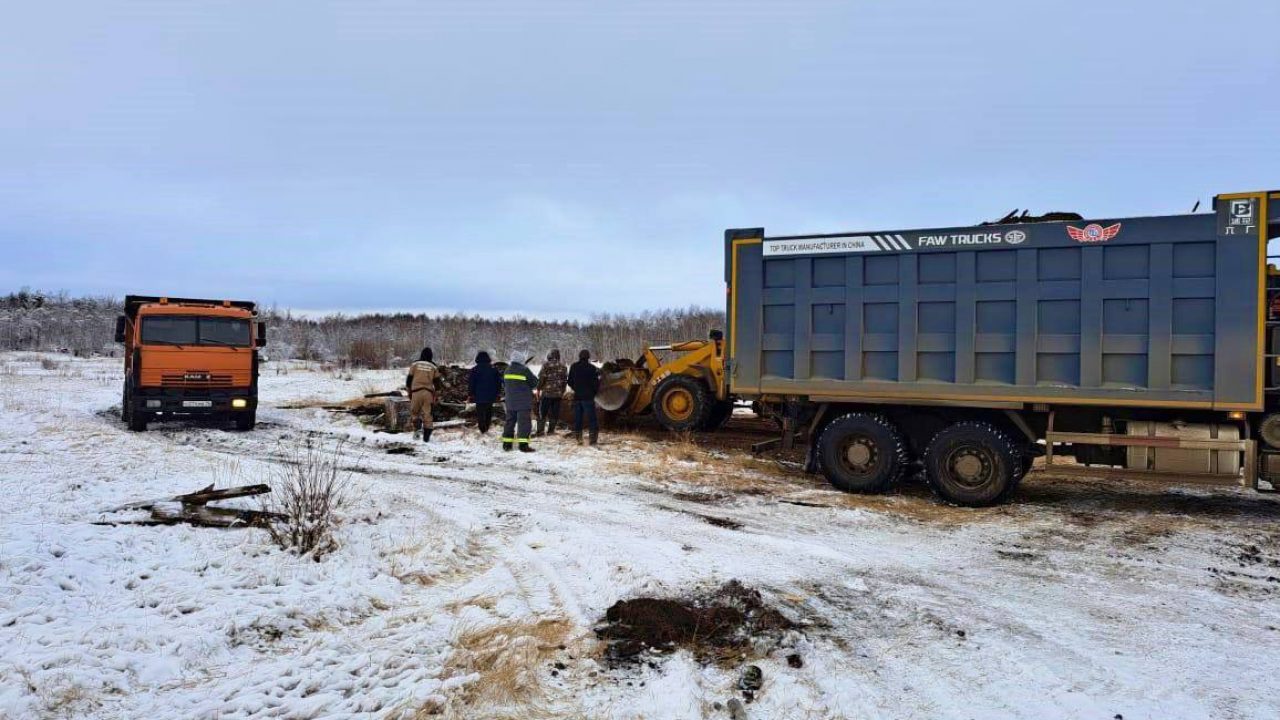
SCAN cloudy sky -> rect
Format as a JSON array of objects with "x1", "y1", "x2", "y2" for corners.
[{"x1": 2, "y1": 1, "x2": 1278, "y2": 318}]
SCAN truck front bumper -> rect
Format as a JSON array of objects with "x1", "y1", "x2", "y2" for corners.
[{"x1": 132, "y1": 387, "x2": 257, "y2": 415}]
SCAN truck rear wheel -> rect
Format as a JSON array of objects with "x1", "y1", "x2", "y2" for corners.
[
  {"x1": 818, "y1": 413, "x2": 908, "y2": 493},
  {"x1": 924, "y1": 421, "x2": 1019, "y2": 507},
  {"x1": 653, "y1": 376, "x2": 713, "y2": 432}
]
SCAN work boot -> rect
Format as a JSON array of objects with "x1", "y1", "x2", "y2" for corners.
[
  {"x1": 422, "y1": 429, "x2": 433, "y2": 443},
  {"x1": 572, "y1": 431, "x2": 583, "y2": 445},
  {"x1": 548, "y1": 419, "x2": 559, "y2": 434},
  {"x1": 534, "y1": 418, "x2": 546, "y2": 437},
  {"x1": 519, "y1": 444, "x2": 535, "y2": 453},
  {"x1": 589, "y1": 430, "x2": 598, "y2": 447},
  {"x1": 502, "y1": 441, "x2": 513, "y2": 452}
]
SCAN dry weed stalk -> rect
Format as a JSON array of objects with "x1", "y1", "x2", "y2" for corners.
[{"x1": 261, "y1": 437, "x2": 358, "y2": 560}]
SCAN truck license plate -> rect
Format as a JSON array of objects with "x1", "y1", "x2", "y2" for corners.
[{"x1": 182, "y1": 400, "x2": 213, "y2": 408}]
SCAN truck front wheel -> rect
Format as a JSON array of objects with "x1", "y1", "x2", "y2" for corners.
[
  {"x1": 123, "y1": 385, "x2": 147, "y2": 432},
  {"x1": 818, "y1": 413, "x2": 908, "y2": 493},
  {"x1": 924, "y1": 421, "x2": 1019, "y2": 507},
  {"x1": 234, "y1": 412, "x2": 257, "y2": 432}
]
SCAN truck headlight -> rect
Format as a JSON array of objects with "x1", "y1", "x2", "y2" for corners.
[
  {"x1": 146, "y1": 400, "x2": 162, "y2": 408},
  {"x1": 231, "y1": 398, "x2": 248, "y2": 409}
]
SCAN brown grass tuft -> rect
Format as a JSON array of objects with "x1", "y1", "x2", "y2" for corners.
[{"x1": 419, "y1": 617, "x2": 574, "y2": 719}]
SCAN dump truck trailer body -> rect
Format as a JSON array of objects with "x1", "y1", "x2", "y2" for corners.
[{"x1": 725, "y1": 190, "x2": 1280, "y2": 504}]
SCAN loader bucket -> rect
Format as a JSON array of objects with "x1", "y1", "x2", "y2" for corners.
[{"x1": 596, "y1": 368, "x2": 643, "y2": 412}]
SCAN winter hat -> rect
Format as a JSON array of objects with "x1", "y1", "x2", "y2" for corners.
[
  {"x1": 548, "y1": 349, "x2": 561, "y2": 362},
  {"x1": 419, "y1": 347, "x2": 433, "y2": 362},
  {"x1": 579, "y1": 349, "x2": 591, "y2": 361},
  {"x1": 509, "y1": 350, "x2": 525, "y2": 365},
  {"x1": 475, "y1": 351, "x2": 491, "y2": 364}
]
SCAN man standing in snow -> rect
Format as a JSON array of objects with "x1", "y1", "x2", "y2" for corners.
[
  {"x1": 406, "y1": 347, "x2": 442, "y2": 443},
  {"x1": 568, "y1": 349, "x2": 600, "y2": 446},
  {"x1": 501, "y1": 351, "x2": 539, "y2": 452},
  {"x1": 535, "y1": 349, "x2": 567, "y2": 438},
  {"x1": 467, "y1": 351, "x2": 501, "y2": 434}
]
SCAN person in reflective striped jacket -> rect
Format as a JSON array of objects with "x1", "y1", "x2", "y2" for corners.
[{"x1": 501, "y1": 351, "x2": 539, "y2": 452}]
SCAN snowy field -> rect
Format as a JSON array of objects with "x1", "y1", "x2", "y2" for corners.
[{"x1": 2, "y1": 353, "x2": 1279, "y2": 720}]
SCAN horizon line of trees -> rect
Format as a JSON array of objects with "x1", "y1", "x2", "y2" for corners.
[{"x1": 0, "y1": 289, "x2": 725, "y2": 367}]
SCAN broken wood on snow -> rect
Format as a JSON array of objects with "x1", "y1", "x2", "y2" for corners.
[{"x1": 98, "y1": 484, "x2": 281, "y2": 529}]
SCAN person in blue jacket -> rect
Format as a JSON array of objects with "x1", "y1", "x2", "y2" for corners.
[{"x1": 467, "y1": 351, "x2": 502, "y2": 434}]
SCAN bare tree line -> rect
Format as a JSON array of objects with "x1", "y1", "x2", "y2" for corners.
[{"x1": 0, "y1": 289, "x2": 725, "y2": 367}]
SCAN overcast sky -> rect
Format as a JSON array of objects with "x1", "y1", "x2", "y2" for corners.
[{"x1": 2, "y1": 1, "x2": 1278, "y2": 318}]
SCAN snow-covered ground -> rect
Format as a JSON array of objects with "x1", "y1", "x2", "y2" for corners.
[{"x1": 2, "y1": 353, "x2": 1279, "y2": 719}]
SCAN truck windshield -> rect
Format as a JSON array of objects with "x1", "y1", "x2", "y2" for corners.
[{"x1": 141, "y1": 316, "x2": 251, "y2": 347}]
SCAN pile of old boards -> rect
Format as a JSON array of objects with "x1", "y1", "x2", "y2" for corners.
[{"x1": 95, "y1": 484, "x2": 283, "y2": 528}]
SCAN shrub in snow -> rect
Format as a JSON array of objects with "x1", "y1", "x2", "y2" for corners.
[{"x1": 262, "y1": 437, "x2": 357, "y2": 560}]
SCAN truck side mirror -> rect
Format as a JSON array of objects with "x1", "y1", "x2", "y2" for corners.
[
  {"x1": 256, "y1": 322, "x2": 268, "y2": 348},
  {"x1": 114, "y1": 316, "x2": 126, "y2": 343}
]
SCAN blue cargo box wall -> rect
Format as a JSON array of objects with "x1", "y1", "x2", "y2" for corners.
[{"x1": 725, "y1": 192, "x2": 1275, "y2": 411}]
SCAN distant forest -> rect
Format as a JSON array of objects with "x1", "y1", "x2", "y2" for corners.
[{"x1": 0, "y1": 289, "x2": 725, "y2": 367}]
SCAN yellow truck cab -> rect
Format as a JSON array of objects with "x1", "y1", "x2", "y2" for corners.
[{"x1": 114, "y1": 295, "x2": 266, "y2": 431}]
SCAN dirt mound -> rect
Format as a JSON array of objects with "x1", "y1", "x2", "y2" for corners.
[{"x1": 596, "y1": 581, "x2": 796, "y2": 665}]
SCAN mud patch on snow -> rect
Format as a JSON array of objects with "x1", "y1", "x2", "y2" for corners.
[{"x1": 595, "y1": 581, "x2": 797, "y2": 666}]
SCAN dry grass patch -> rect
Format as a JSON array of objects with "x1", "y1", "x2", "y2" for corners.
[{"x1": 419, "y1": 617, "x2": 574, "y2": 719}]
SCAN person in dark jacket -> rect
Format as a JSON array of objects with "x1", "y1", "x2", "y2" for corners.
[
  {"x1": 467, "y1": 351, "x2": 502, "y2": 434},
  {"x1": 501, "y1": 351, "x2": 539, "y2": 452},
  {"x1": 567, "y1": 349, "x2": 601, "y2": 445}
]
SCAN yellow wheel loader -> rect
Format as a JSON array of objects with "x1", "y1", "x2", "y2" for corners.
[{"x1": 596, "y1": 330, "x2": 733, "y2": 432}]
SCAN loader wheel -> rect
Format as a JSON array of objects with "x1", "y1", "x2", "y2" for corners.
[
  {"x1": 924, "y1": 422, "x2": 1019, "y2": 507},
  {"x1": 818, "y1": 413, "x2": 908, "y2": 493},
  {"x1": 653, "y1": 376, "x2": 713, "y2": 433}
]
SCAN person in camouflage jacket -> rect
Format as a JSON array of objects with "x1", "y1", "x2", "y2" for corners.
[{"x1": 535, "y1": 349, "x2": 568, "y2": 436}]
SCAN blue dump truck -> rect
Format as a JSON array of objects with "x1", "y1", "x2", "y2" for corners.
[{"x1": 722, "y1": 190, "x2": 1280, "y2": 505}]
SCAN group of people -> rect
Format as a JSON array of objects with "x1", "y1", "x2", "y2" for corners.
[{"x1": 404, "y1": 346, "x2": 601, "y2": 451}]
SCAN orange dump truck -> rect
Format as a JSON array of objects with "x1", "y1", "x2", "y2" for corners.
[{"x1": 114, "y1": 295, "x2": 266, "y2": 432}]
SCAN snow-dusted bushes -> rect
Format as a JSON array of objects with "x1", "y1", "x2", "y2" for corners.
[
  {"x1": 1, "y1": 289, "x2": 726, "y2": 367},
  {"x1": 262, "y1": 438, "x2": 358, "y2": 560}
]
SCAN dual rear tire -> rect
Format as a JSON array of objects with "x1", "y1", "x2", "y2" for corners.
[{"x1": 817, "y1": 414, "x2": 1023, "y2": 506}]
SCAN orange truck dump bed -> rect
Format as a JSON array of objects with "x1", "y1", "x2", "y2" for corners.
[{"x1": 114, "y1": 295, "x2": 266, "y2": 431}]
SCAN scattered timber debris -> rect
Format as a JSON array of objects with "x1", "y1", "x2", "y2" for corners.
[
  {"x1": 95, "y1": 484, "x2": 284, "y2": 529},
  {"x1": 595, "y1": 580, "x2": 797, "y2": 666}
]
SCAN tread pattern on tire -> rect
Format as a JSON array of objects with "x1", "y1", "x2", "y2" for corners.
[
  {"x1": 817, "y1": 412, "x2": 908, "y2": 494},
  {"x1": 923, "y1": 421, "x2": 1019, "y2": 507},
  {"x1": 653, "y1": 375, "x2": 713, "y2": 433}
]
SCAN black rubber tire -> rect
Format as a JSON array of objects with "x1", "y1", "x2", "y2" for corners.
[
  {"x1": 924, "y1": 421, "x2": 1020, "y2": 507},
  {"x1": 700, "y1": 400, "x2": 734, "y2": 432},
  {"x1": 1260, "y1": 413, "x2": 1280, "y2": 450},
  {"x1": 234, "y1": 412, "x2": 257, "y2": 432},
  {"x1": 652, "y1": 375, "x2": 713, "y2": 433},
  {"x1": 817, "y1": 413, "x2": 908, "y2": 493},
  {"x1": 123, "y1": 385, "x2": 147, "y2": 431}
]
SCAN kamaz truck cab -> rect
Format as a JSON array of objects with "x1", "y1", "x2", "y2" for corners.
[{"x1": 115, "y1": 295, "x2": 266, "y2": 431}]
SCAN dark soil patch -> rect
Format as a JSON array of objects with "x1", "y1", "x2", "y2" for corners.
[
  {"x1": 596, "y1": 581, "x2": 796, "y2": 665},
  {"x1": 694, "y1": 514, "x2": 743, "y2": 530},
  {"x1": 384, "y1": 445, "x2": 415, "y2": 455}
]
